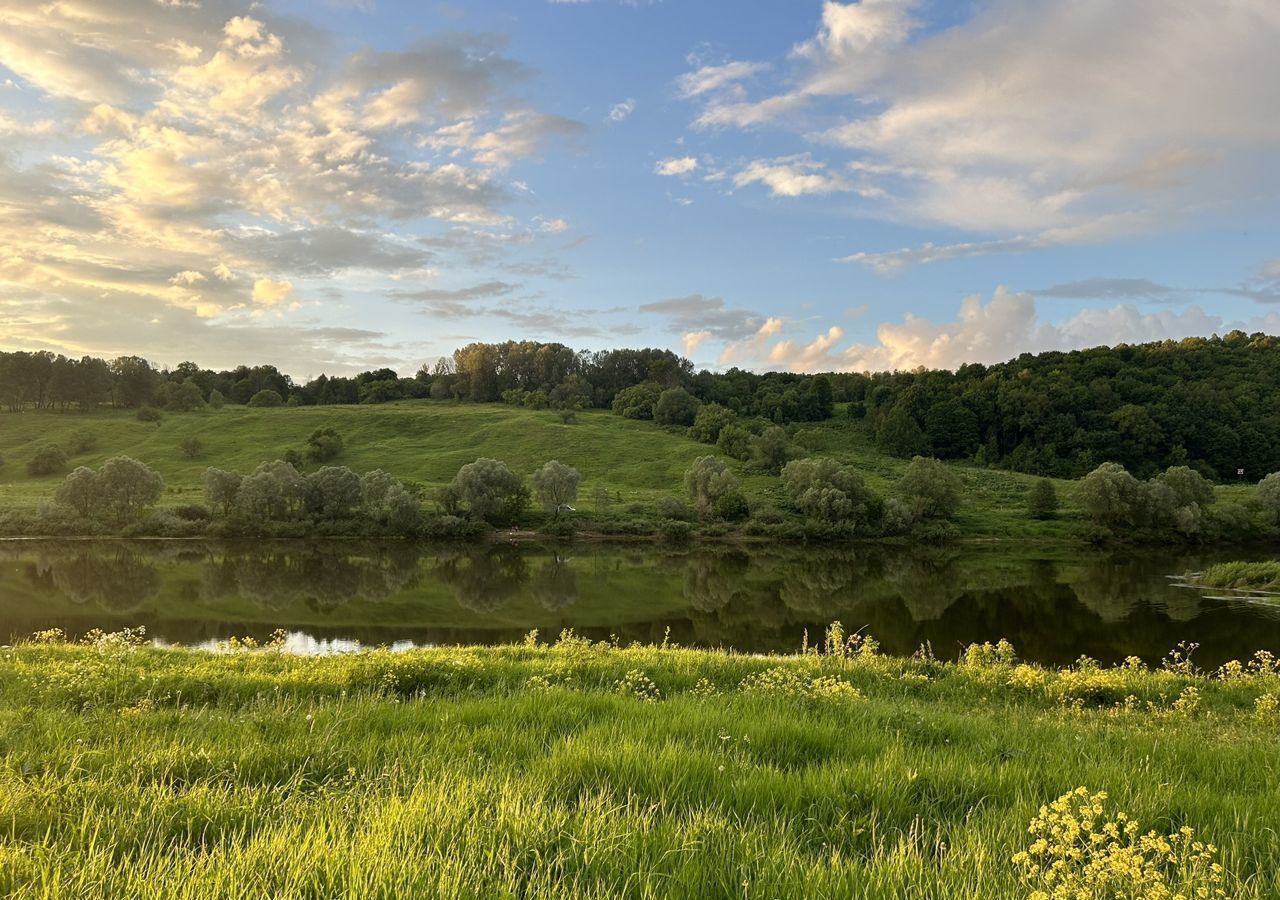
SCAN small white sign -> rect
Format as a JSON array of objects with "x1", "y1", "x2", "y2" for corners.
[{"x1": 1238, "y1": 468, "x2": 1246, "y2": 476}]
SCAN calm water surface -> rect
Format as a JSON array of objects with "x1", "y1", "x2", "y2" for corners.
[{"x1": 1, "y1": 539, "x2": 1278, "y2": 667}]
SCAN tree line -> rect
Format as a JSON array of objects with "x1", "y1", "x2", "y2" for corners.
[
  {"x1": 0, "y1": 343, "x2": 845, "y2": 426},
  {"x1": 6, "y1": 331, "x2": 1280, "y2": 477}
]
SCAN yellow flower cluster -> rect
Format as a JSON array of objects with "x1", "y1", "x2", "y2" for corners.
[
  {"x1": 1013, "y1": 787, "x2": 1229, "y2": 899},
  {"x1": 615, "y1": 669, "x2": 661, "y2": 703},
  {"x1": 737, "y1": 666, "x2": 863, "y2": 703},
  {"x1": 1254, "y1": 693, "x2": 1280, "y2": 723}
]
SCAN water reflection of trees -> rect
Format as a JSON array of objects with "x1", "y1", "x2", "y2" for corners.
[
  {"x1": 10, "y1": 540, "x2": 1280, "y2": 668},
  {"x1": 30, "y1": 548, "x2": 161, "y2": 612},
  {"x1": 531, "y1": 556, "x2": 578, "y2": 610},
  {"x1": 683, "y1": 551, "x2": 750, "y2": 612},
  {"x1": 1070, "y1": 555, "x2": 1203, "y2": 623},
  {"x1": 434, "y1": 548, "x2": 529, "y2": 612},
  {"x1": 202, "y1": 544, "x2": 423, "y2": 609}
]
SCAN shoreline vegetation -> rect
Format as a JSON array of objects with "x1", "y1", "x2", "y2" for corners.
[
  {"x1": 1187, "y1": 561, "x2": 1280, "y2": 594},
  {"x1": 2, "y1": 624, "x2": 1277, "y2": 897},
  {"x1": 1, "y1": 403, "x2": 1279, "y2": 548}
]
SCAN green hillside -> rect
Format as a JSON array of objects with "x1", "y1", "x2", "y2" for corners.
[{"x1": 0, "y1": 401, "x2": 1095, "y2": 538}]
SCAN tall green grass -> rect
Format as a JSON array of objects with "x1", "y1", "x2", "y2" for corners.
[
  {"x1": 1, "y1": 628, "x2": 1278, "y2": 898},
  {"x1": 1198, "y1": 561, "x2": 1280, "y2": 592}
]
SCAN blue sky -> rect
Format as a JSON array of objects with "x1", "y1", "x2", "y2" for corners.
[{"x1": 0, "y1": 0, "x2": 1277, "y2": 376}]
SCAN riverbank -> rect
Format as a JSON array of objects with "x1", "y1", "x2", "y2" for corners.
[{"x1": 3, "y1": 629, "x2": 1278, "y2": 898}]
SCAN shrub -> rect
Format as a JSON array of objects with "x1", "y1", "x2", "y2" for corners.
[
  {"x1": 687, "y1": 403, "x2": 735, "y2": 444},
  {"x1": 1256, "y1": 471, "x2": 1280, "y2": 522},
  {"x1": 684, "y1": 456, "x2": 741, "y2": 519},
  {"x1": 306, "y1": 466, "x2": 363, "y2": 520},
  {"x1": 748, "y1": 426, "x2": 797, "y2": 474},
  {"x1": 68, "y1": 429, "x2": 97, "y2": 455},
  {"x1": 610, "y1": 383, "x2": 661, "y2": 419},
  {"x1": 781, "y1": 457, "x2": 878, "y2": 526},
  {"x1": 203, "y1": 468, "x2": 243, "y2": 515},
  {"x1": 27, "y1": 444, "x2": 68, "y2": 476},
  {"x1": 1157, "y1": 465, "x2": 1214, "y2": 508},
  {"x1": 656, "y1": 519, "x2": 693, "y2": 543},
  {"x1": 179, "y1": 437, "x2": 204, "y2": 460},
  {"x1": 172, "y1": 504, "x2": 212, "y2": 522},
  {"x1": 247, "y1": 389, "x2": 283, "y2": 408},
  {"x1": 236, "y1": 460, "x2": 307, "y2": 522},
  {"x1": 207, "y1": 389, "x2": 225, "y2": 410},
  {"x1": 716, "y1": 424, "x2": 753, "y2": 461},
  {"x1": 713, "y1": 490, "x2": 750, "y2": 522},
  {"x1": 449, "y1": 458, "x2": 529, "y2": 525},
  {"x1": 532, "y1": 460, "x2": 580, "y2": 517},
  {"x1": 168, "y1": 381, "x2": 205, "y2": 412},
  {"x1": 95, "y1": 457, "x2": 165, "y2": 523},
  {"x1": 1078, "y1": 462, "x2": 1143, "y2": 529},
  {"x1": 55, "y1": 467, "x2": 99, "y2": 518},
  {"x1": 306, "y1": 427, "x2": 344, "y2": 462},
  {"x1": 653, "y1": 387, "x2": 701, "y2": 428},
  {"x1": 1027, "y1": 478, "x2": 1059, "y2": 520},
  {"x1": 895, "y1": 456, "x2": 962, "y2": 520},
  {"x1": 136, "y1": 406, "x2": 163, "y2": 423},
  {"x1": 654, "y1": 494, "x2": 692, "y2": 521}
]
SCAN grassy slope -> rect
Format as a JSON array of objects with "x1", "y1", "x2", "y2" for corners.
[
  {"x1": 0, "y1": 403, "x2": 714, "y2": 508},
  {"x1": 0, "y1": 401, "x2": 1095, "y2": 537},
  {"x1": 1, "y1": 636, "x2": 1277, "y2": 898}
]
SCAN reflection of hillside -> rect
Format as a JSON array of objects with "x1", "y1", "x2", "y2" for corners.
[
  {"x1": 31, "y1": 549, "x2": 160, "y2": 612},
  {"x1": 203, "y1": 545, "x2": 422, "y2": 609}
]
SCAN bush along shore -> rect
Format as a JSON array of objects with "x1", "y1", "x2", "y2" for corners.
[
  {"x1": 1, "y1": 624, "x2": 1277, "y2": 898},
  {"x1": 5, "y1": 437, "x2": 1280, "y2": 546}
]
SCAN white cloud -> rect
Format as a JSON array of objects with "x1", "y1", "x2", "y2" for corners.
[
  {"x1": 733, "y1": 154, "x2": 854, "y2": 197},
  {"x1": 675, "y1": 0, "x2": 1280, "y2": 267},
  {"x1": 768, "y1": 325, "x2": 845, "y2": 371},
  {"x1": 654, "y1": 156, "x2": 698, "y2": 177},
  {"x1": 607, "y1": 98, "x2": 635, "y2": 123},
  {"x1": 169, "y1": 270, "x2": 206, "y2": 286},
  {"x1": 718, "y1": 316, "x2": 784, "y2": 366},
  {"x1": 676, "y1": 60, "x2": 769, "y2": 99},
  {"x1": 534, "y1": 216, "x2": 570, "y2": 234}
]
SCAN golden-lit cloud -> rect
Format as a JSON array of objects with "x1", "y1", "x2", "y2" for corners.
[{"x1": 0, "y1": 1, "x2": 585, "y2": 371}]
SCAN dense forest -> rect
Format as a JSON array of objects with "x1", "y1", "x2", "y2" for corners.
[{"x1": 3, "y1": 331, "x2": 1279, "y2": 480}]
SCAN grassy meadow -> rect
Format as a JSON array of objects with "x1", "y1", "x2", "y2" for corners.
[
  {"x1": 0, "y1": 401, "x2": 1100, "y2": 538},
  {"x1": 2, "y1": 628, "x2": 1279, "y2": 898}
]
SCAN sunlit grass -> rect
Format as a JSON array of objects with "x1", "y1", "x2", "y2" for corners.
[{"x1": 1, "y1": 627, "x2": 1278, "y2": 898}]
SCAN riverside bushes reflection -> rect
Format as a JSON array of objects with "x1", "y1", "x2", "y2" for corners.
[{"x1": 5, "y1": 541, "x2": 1280, "y2": 665}]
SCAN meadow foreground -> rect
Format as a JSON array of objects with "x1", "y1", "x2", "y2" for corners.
[{"x1": 2, "y1": 627, "x2": 1277, "y2": 898}]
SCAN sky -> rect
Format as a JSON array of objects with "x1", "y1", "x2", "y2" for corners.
[{"x1": 1, "y1": 0, "x2": 1278, "y2": 378}]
